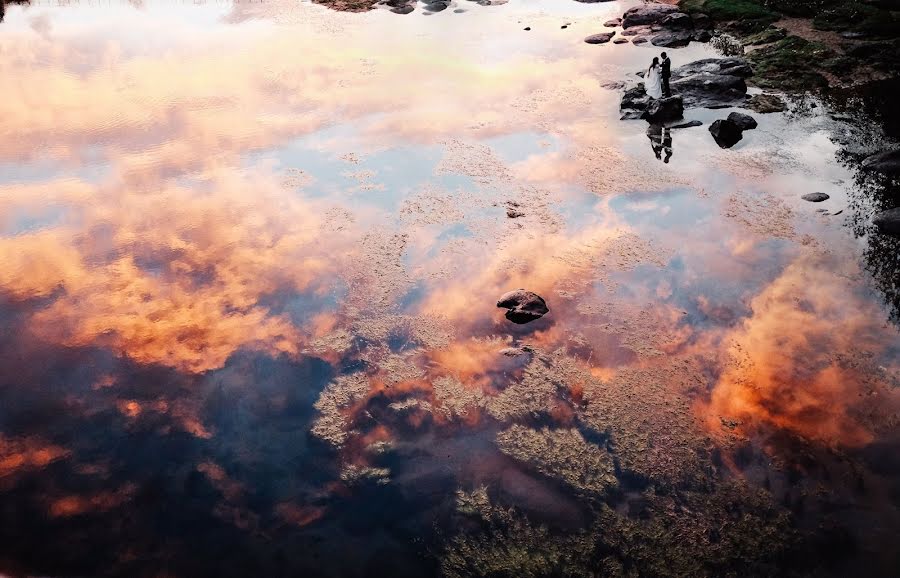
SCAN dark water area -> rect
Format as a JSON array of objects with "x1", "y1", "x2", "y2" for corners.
[{"x1": 1, "y1": 1, "x2": 899, "y2": 577}]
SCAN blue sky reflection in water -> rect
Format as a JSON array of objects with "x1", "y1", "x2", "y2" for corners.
[{"x1": 0, "y1": 1, "x2": 899, "y2": 577}]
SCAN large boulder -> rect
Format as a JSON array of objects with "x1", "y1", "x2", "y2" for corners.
[
  {"x1": 709, "y1": 119, "x2": 744, "y2": 148},
  {"x1": 622, "y1": 4, "x2": 678, "y2": 29},
  {"x1": 727, "y1": 112, "x2": 758, "y2": 130},
  {"x1": 497, "y1": 290, "x2": 550, "y2": 324},
  {"x1": 642, "y1": 96, "x2": 684, "y2": 123},
  {"x1": 661, "y1": 12, "x2": 694, "y2": 30},
  {"x1": 670, "y1": 59, "x2": 750, "y2": 108},
  {"x1": 861, "y1": 148, "x2": 900, "y2": 175},
  {"x1": 651, "y1": 30, "x2": 694, "y2": 48},
  {"x1": 873, "y1": 208, "x2": 900, "y2": 236},
  {"x1": 621, "y1": 58, "x2": 753, "y2": 118}
]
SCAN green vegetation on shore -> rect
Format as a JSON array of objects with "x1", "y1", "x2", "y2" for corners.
[{"x1": 682, "y1": 0, "x2": 900, "y2": 90}]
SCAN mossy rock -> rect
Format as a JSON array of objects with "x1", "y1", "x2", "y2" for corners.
[
  {"x1": 743, "y1": 26, "x2": 787, "y2": 46},
  {"x1": 748, "y1": 35, "x2": 832, "y2": 90},
  {"x1": 813, "y1": 1, "x2": 900, "y2": 37},
  {"x1": 680, "y1": 0, "x2": 778, "y2": 23}
]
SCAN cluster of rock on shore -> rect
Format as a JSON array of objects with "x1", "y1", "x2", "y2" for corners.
[{"x1": 584, "y1": 3, "x2": 713, "y2": 47}]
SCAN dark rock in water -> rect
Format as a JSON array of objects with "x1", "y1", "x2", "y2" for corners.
[
  {"x1": 604, "y1": 18, "x2": 622, "y2": 27},
  {"x1": 670, "y1": 59, "x2": 750, "y2": 108},
  {"x1": 873, "y1": 208, "x2": 900, "y2": 236},
  {"x1": 651, "y1": 30, "x2": 694, "y2": 48},
  {"x1": 747, "y1": 93, "x2": 786, "y2": 113},
  {"x1": 423, "y1": 0, "x2": 449, "y2": 12},
  {"x1": 802, "y1": 193, "x2": 830, "y2": 202},
  {"x1": 584, "y1": 32, "x2": 615, "y2": 44},
  {"x1": 661, "y1": 12, "x2": 693, "y2": 30},
  {"x1": 613, "y1": 37, "x2": 629, "y2": 44},
  {"x1": 632, "y1": 36, "x2": 649, "y2": 45},
  {"x1": 709, "y1": 119, "x2": 743, "y2": 148},
  {"x1": 669, "y1": 120, "x2": 703, "y2": 129},
  {"x1": 675, "y1": 57, "x2": 753, "y2": 79},
  {"x1": 692, "y1": 13, "x2": 711, "y2": 28},
  {"x1": 692, "y1": 29, "x2": 713, "y2": 43},
  {"x1": 622, "y1": 4, "x2": 678, "y2": 29},
  {"x1": 506, "y1": 208, "x2": 525, "y2": 218},
  {"x1": 497, "y1": 290, "x2": 549, "y2": 324},
  {"x1": 861, "y1": 148, "x2": 900, "y2": 175},
  {"x1": 642, "y1": 96, "x2": 684, "y2": 124},
  {"x1": 727, "y1": 112, "x2": 758, "y2": 130}
]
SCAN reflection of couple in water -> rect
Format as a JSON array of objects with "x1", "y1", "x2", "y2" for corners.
[
  {"x1": 645, "y1": 51, "x2": 671, "y2": 100},
  {"x1": 647, "y1": 124, "x2": 673, "y2": 163}
]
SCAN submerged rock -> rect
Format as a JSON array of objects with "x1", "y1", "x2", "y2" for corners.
[
  {"x1": 642, "y1": 96, "x2": 684, "y2": 124},
  {"x1": 727, "y1": 111, "x2": 758, "y2": 130},
  {"x1": 604, "y1": 18, "x2": 622, "y2": 27},
  {"x1": 497, "y1": 289, "x2": 549, "y2": 324},
  {"x1": 873, "y1": 208, "x2": 900, "y2": 236},
  {"x1": 669, "y1": 120, "x2": 703, "y2": 129},
  {"x1": 802, "y1": 193, "x2": 830, "y2": 202},
  {"x1": 709, "y1": 119, "x2": 743, "y2": 148},
  {"x1": 861, "y1": 148, "x2": 900, "y2": 175},
  {"x1": 747, "y1": 93, "x2": 787, "y2": 113},
  {"x1": 584, "y1": 32, "x2": 615, "y2": 45}
]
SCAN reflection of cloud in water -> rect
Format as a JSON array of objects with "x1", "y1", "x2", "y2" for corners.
[{"x1": 1, "y1": 1, "x2": 899, "y2": 576}]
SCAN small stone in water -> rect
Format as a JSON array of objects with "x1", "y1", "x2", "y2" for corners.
[
  {"x1": 497, "y1": 290, "x2": 549, "y2": 324},
  {"x1": 802, "y1": 193, "x2": 830, "y2": 202}
]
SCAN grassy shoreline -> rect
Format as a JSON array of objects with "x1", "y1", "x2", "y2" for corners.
[{"x1": 680, "y1": 0, "x2": 900, "y2": 90}]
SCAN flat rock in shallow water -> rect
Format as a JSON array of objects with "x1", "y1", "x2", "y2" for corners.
[
  {"x1": 727, "y1": 112, "x2": 757, "y2": 130},
  {"x1": 604, "y1": 18, "x2": 622, "y2": 27},
  {"x1": 584, "y1": 32, "x2": 615, "y2": 44},
  {"x1": 862, "y1": 148, "x2": 900, "y2": 175},
  {"x1": 709, "y1": 119, "x2": 743, "y2": 148},
  {"x1": 669, "y1": 120, "x2": 703, "y2": 129},
  {"x1": 873, "y1": 208, "x2": 900, "y2": 236},
  {"x1": 802, "y1": 193, "x2": 830, "y2": 202},
  {"x1": 747, "y1": 93, "x2": 786, "y2": 113},
  {"x1": 497, "y1": 290, "x2": 549, "y2": 324}
]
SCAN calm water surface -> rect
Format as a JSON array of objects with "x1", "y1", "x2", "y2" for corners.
[{"x1": 1, "y1": 1, "x2": 899, "y2": 576}]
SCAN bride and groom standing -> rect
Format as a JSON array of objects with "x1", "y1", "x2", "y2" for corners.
[{"x1": 645, "y1": 52, "x2": 672, "y2": 100}]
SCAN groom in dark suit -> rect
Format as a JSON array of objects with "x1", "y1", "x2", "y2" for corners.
[{"x1": 660, "y1": 52, "x2": 672, "y2": 98}]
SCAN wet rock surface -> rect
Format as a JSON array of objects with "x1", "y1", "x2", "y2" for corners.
[
  {"x1": 873, "y1": 208, "x2": 900, "y2": 236},
  {"x1": 802, "y1": 193, "x2": 830, "y2": 202},
  {"x1": 621, "y1": 57, "x2": 751, "y2": 119},
  {"x1": 862, "y1": 148, "x2": 900, "y2": 175},
  {"x1": 497, "y1": 289, "x2": 549, "y2": 324}
]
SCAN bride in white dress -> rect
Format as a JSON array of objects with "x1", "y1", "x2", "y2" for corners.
[{"x1": 645, "y1": 57, "x2": 663, "y2": 99}]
